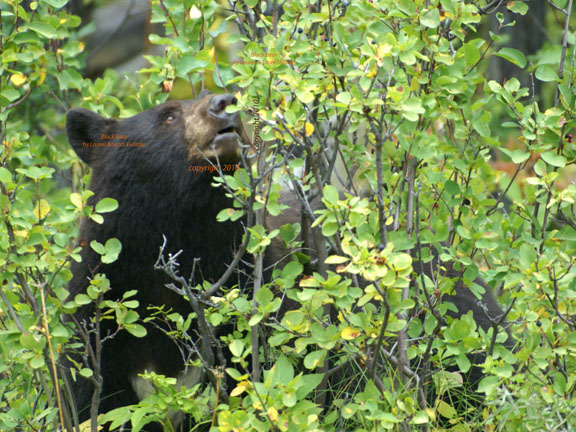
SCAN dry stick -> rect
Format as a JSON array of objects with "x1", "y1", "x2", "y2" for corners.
[
  {"x1": 365, "y1": 115, "x2": 388, "y2": 246},
  {"x1": 250, "y1": 246, "x2": 264, "y2": 383},
  {"x1": 546, "y1": 0, "x2": 568, "y2": 14},
  {"x1": 154, "y1": 246, "x2": 224, "y2": 390},
  {"x1": 555, "y1": 0, "x2": 574, "y2": 105},
  {"x1": 158, "y1": 0, "x2": 179, "y2": 36},
  {"x1": 39, "y1": 284, "x2": 67, "y2": 431},
  {"x1": 415, "y1": 185, "x2": 446, "y2": 416},
  {"x1": 369, "y1": 283, "x2": 390, "y2": 382},
  {"x1": 250, "y1": 123, "x2": 270, "y2": 384},
  {"x1": 396, "y1": 159, "x2": 415, "y2": 384},
  {"x1": 90, "y1": 296, "x2": 104, "y2": 432}
]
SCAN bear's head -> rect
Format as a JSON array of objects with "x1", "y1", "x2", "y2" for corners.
[
  {"x1": 66, "y1": 92, "x2": 241, "y2": 171},
  {"x1": 65, "y1": 91, "x2": 244, "y2": 264}
]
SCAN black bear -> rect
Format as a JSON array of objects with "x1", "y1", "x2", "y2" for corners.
[
  {"x1": 62, "y1": 92, "x2": 509, "y2": 431},
  {"x1": 63, "y1": 92, "x2": 251, "y2": 431}
]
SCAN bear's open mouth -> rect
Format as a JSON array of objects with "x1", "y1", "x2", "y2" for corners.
[
  {"x1": 212, "y1": 125, "x2": 239, "y2": 145},
  {"x1": 200, "y1": 125, "x2": 241, "y2": 161}
]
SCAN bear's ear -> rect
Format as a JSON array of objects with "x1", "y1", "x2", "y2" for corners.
[
  {"x1": 66, "y1": 108, "x2": 116, "y2": 165},
  {"x1": 198, "y1": 89, "x2": 212, "y2": 99}
]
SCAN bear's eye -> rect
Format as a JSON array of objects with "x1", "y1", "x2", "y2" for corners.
[{"x1": 163, "y1": 112, "x2": 176, "y2": 123}]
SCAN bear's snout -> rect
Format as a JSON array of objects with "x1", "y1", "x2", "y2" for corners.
[{"x1": 209, "y1": 93, "x2": 238, "y2": 119}]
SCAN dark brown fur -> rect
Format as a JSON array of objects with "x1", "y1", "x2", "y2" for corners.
[{"x1": 63, "y1": 93, "x2": 247, "y2": 430}]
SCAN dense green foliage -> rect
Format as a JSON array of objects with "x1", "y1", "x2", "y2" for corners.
[{"x1": 2, "y1": 0, "x2": 576, "y2": 431}]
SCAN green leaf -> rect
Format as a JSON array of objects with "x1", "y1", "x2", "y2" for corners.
[
  {"x1": 401, "y1": 98, "x2": 425, "y2": 121},
  {"x1": 412, "y1": 410, "x2": 429, "y2": 425},
  {"x1": 105, "y1": 238, "x2": 122, "y2": 254},
  {"x1": 304, "y1": 350, "x2": 326, "y2": 369},
  {"x1": 274, "y1": 355, "x2": 294, "y2": 383},
  {"x1": 323, "y1": 185, "x2": 339, "y2": 204},
  {"x1": 495, "y1": 48, "x2": 527, "y2": 69},
  {"x1": 248, "y1": 312, "x2": 264, "y2": 326},
  {"x1": 95, "y1": 198, "x2": 119, "y2": 213},
  {"x1": 229, "y1": 340, "x2": 244, "y2": 357},
  {"x1": 535, "y1": 65, "x2": 559, "y2": 82},
  {"x1": 296, "y1": 373, "x2": 324, "y2": 398},
  {"x1": 477, "y1": 376, "x2": 500, "y2": 395},
  {"x1": 335, "y1": 92, "x2": 351, "y2": 104},
  {"x1": 437, "y1": 400, "x2": 456, "y2": 419},
  {"x1": 296, "y1": 89, "x2": 314, "y2": 104},
  {"x1": 0, "y1": 167, "x2": 11, "y2": 184},
  {"x1": 28, "y1": 21, "x2": 57, "y2": 39},
  {"x1": 322, "y1": 221, "x2": 338, "y2": 237},
  {"x1": 507, "y1": 1, "x2": 529, "y2": 15},
  {"x1": 255, "y1": 286, "x2": 273, "y2": 304},
  {"x1": 30, "y1": 355, "x2": 45, "y2": 369},
  {"x1": 177, "y1": 53, "x2": 209, "y2": 76},
  {"x1": 125, "y1": 324, "x2": 147, "y2": 338},
  {"x1": 444, "y1": 180, "x2": 460, "y2": 196},
  {"x1": 101, "y1": 238, "x2": 122, "y2": 263},
  {"x1": 44, "y1": 0, "x2": 69, "y2": 8},
  {"x1": 500, "y1": 148, "x2": 530, "y2": 164},
  {"x1": 519, "y1": 244, "x2": 537, "y2": 269},
  {"x1": 421, "y1": 8, "x2": 440, "y2": 28},
  {"x1": 79, "y1": 368, "x2": 93, "y2": 378},
  {"x1": 90, "y1": 241, "x2": 106, "y2": 255},
  {"x1": 455, "y1": 354, "x2": 471, "y2": 373},
  {"x1": 282, "y1": 261, "x2": 303, "y2": 278},
  {"x1": 391, "y1": 253, "x2": 412, "y2": 271},
  {"x1": 451, "y1": 319, "x2": 471, "y2": 340},
  {"x1": 74, "y1": 294, "x2": 92, "y2": 306},
  {"x1": 541, "y1": 151, "x2": 566, "y2": 168},
  {"x1": 90, "y1": 214, "x2": 104, "y2": 224}
]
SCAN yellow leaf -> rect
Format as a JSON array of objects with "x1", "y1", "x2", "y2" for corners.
[
  {"x1": 325, "y1": 255, "x2": 348, "y2": 265},
  {"x1": 14, "y1": 230, "x2": 28, "y2": 238},
  {"x1": 10, "y1": 74, "x2": 26, "y2": 87},
  {"x1": 36, "y1": 68, "x2": 46, "y2": 86},
  {"x1": 436, "y1": 400, "x2": 456, "y2": 419},
  {"x1": 341, "y1": 327, "x2": 361, "y2": 340},
  {"x1": 299, "y1": 276, "x2": 318, "y2": 287},
  {"x1": 33, "y1": 199, "x2": 50, "y2": 219},
  {"x1": 70, "y1": 193, "x2": 83, "y2": 209},
  {"x1": 304, "y1": 122, "x2": 314, "y2": 137},
  {"x1": 79, "y1": 416, "x2": 103, "y2": 431},
  {"x1": 296, "y1": 90, "x2": 314, "y2": 104},
  {"x1": 267, "y1": 406, "x2": 279, "y2": 421},
  {"x1": 366, "y1": 65, "x2": 378, "y2": 78},
  {"x1": 230, "y1": 380, "x2": 250, "y2": 397},
  {"x1": 189, "y1": 5, "x2": 202, "y2": 19},
  {"x1": 378, "y1": 43, "x2": 393, "y2": 57}
]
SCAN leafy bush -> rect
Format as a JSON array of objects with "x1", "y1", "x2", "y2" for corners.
[{"x1": 2, "y1": 0, "x2": 576, "y2": 431}]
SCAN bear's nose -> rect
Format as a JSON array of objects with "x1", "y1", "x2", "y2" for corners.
[{"x1": 209, "y1": 94, "x2": 237, "y2": 116}]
